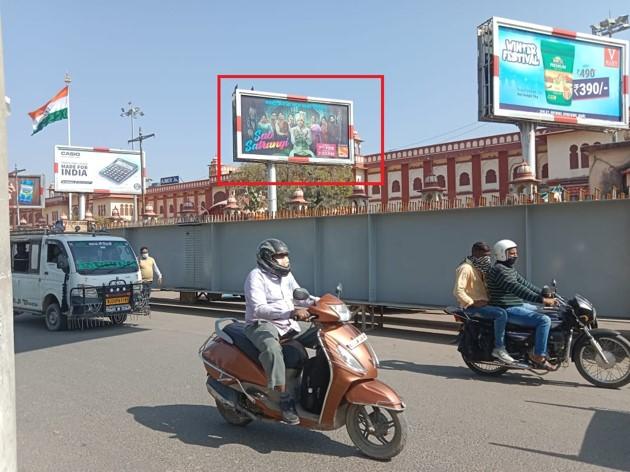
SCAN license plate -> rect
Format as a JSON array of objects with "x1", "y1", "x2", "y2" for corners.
[
  {"x1": 106, "y1": 296, "x2": 129, "y2": 306},
  {"x1": 347, "y1": 332, "x2": 368, "y2": 350}
]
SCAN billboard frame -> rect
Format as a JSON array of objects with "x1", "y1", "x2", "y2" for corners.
[
  {"x1": 478, "y1": 16, "x2": 629, "y2": 130},
  {"x1": 9, "y1": 174, "x2": 45, "y2": 209},
  {"x1": 232, "y1": 88, "x2": 355, "y2": 166}
]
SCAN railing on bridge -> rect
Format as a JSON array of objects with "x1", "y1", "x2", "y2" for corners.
[{"x1": 99, "y1": 188, "x2": 628, "y2": 229}]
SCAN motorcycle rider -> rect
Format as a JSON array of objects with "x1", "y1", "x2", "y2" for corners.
[
  {"x1": 486, "y1": 239, "x2": 557, "y2": 370},
  {"x1": 243, "y1": 238, "x2": 318, "y2": 425},
  {"x1": 453, "y1": 242, "x2": 515, "y2": 364}
]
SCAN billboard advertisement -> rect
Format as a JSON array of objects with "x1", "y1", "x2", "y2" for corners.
[
  {"x1": 9, "y1": 174, "x2": 45, "y2": 208},
  {"x1": 233, "y1": 89, "x2": 354, "y2": 165},
  {"x1": 478, "y1": 17, "x2": 629, "y2": 129},
  {"x1": 54, "y1": 146, "x2": 142, "y2": 194}
]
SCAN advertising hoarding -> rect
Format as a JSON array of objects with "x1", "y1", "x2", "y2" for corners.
[
  {"x1": 478, "y1": 17, "x2": 629, "y2": 129},
  {"x1": 233, "y1": 89, "x2": 354, "y2": 165},
  {"x1": 54, "y1": 146, "x2": 143, "y2": 194},
  {"x1": 9, "y1": 175, "x2": 45, "y2": 208},
  {"x1": 160, "y1": 176, "x2": 180, "y2": 185}
]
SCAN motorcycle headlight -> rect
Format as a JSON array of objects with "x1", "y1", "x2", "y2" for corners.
[
  {"x1": 335, "y1": 344, "x2": 366, "y2": 374},
  {"x1": 81, "y1": 287, "x2": 99, "y2": 299},
  {"x1": 330, "y1": 304, "x2": 352, "y2": 322}
]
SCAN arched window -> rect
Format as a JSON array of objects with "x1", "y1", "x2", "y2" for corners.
[
  {"x1": 485, "y1": 169, "x2": 497, "y2": 184},
  {"x1": 169, "y1": 204, "x2": 174, "y2": 214},
  {"x1": 412, "y1": 177, "x2": 422, "y2": 191},
  {"x1": 580, "y1": 143, "x2": 589, "y2": 168},
  {"x1": 213, "y1": 191, "x2": 226, "y2": 204},
  {"x1": 391, "y1": 180, "x2": 400, "y2": 193},
  {"x1": 372, "y1": 186, "x2": 380, "y2": 195},
  {"x1": 437, "y1": 175, "x2": 446, "y2": 188},
  {"x1": 459, "y1": 172, "x2": 470, "y2": 186},
  {"x1": 541, "y1": 164, "x2": 549, "y2": 179},
  {"x1": 569, "y1": 144, "x2": 579, "y2": 169},
  {"x1": 179, "y1": 204, "x2": 183, "y2": 212},
  {"x1": 159, "y1": 206, "x2": 164, "y2": 214}
]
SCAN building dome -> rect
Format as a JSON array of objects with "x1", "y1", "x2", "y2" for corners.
[
  {"x1": 143, "y1": 203, "x2": 157, "y2": 217},
  {"x1": 511, "y1": 161, "x2": 538, "y2": 183},
  {"x1": 181, "y1": 200, "x2": 196, "y2": 214},
  {"x1": 289, "y1": 188, "x2": 308, "y2": 205}
]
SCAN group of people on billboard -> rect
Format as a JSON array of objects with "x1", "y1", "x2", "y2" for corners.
[{"x1": 242, "y1": 96, "x2": 349, "y2": 159}]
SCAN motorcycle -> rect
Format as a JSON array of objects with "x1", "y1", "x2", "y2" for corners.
[
  {"x1": 198, "y1": 286, "x2": 407, "y2": 460},
  {"x1": 449, "y1": 283, "x2": 630, "y2": 388}
]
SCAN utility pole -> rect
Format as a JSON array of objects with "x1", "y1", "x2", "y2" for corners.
[
  {"x1": 121, "y1": 103, "x2": 144, "y2": 220},
  {"x1": 0, "y1": 19, "x2": 18, "y2": 472},
  {"x1": 128, "y1": 127, "x2": 154, "y2": 221}
]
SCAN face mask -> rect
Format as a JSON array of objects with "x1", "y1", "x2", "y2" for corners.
[
  {"x1": 470, "y1": 255, "x2": 492, "y2": 274},
  {"x1": 141, "y1": 253, "x2": 149, "y2": 259},
  {"x1": 505, "y1": 256, "x2": 518, "y2": 267}
]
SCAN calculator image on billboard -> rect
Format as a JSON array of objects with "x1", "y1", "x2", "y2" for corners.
[{"x1": 99, "y1": 158, "x2": 139, "y2": 184}]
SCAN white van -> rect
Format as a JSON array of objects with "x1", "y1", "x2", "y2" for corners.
[{"x1": 11, "y1": 228, "x2": 150, "y2": 330}]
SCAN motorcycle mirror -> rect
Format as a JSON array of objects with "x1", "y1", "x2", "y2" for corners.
[
  {"x1": 552, "y1": 279, "x2": 557, "y2": 288},
  {"x1": 293, "y1": 288, "x2": 310, "y2": 301},
  {"x1": 335, "y1": 283, "x2": 343, "y2": 298},
  {"x1": 542, "y1": 285, "x2": 553, "y2": 297}
]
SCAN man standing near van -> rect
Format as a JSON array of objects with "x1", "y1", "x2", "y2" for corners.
[{"x1": 138, "y1": 246, "x2": 162, "y2": 291}]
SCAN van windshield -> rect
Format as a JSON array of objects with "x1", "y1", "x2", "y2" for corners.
[{"x1": 67, "y1": 240, "x2": 139, "y2": 275}]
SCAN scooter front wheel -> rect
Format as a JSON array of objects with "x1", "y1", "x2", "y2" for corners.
[{"x1": 345, "y1": 404, "x2": 407, "y2": 460}]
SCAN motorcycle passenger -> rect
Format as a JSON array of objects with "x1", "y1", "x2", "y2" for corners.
[
  {"x1": 243, "y1": 238, "x2": 318, "y2": 425},
  {"x1": 453, "y1": 242, "x2": 514, "y2": 364},
  {"x1": 486, "y1": 239, "x2": 557, "y2": 370}
]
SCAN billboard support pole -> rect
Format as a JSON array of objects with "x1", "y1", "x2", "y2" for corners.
[
  {"x1": 267, "y1": 163, "x2": 277, "y2": 216},
  {"x1": 78, "y1": 194, "x2": 86, "y2": 220},
  {"x1": 518, "y1": 122, "x2": 536, "y2": 171},
  {"x1": 68, "y1": 192, "x2": 72, "y2": 221}
]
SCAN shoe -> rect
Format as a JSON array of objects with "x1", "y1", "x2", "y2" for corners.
[
  {"x1": 492, "y1": 347, "x2": 515, "y2": 364},
  {"x1": 530, "y1": 354, "x2": 559, "y2": 371},
  {"x1": 279, "y1": 394, "x2": 300, "y2": 425}
]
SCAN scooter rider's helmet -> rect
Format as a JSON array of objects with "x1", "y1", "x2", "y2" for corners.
[
  {"x1": 257, "y1": 238, "x2": 291, "y2": 277},
  {"x1": 493, "y1": 239, "x2": 518, "y2": 262}
]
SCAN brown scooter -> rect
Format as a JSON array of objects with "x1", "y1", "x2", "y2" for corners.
[{"x1": 199, "y1": 287, "x2": 407, "y2": 460}]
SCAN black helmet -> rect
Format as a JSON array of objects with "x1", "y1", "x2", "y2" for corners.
[{"x1": 257, "y1": 238, "x2": 291, "y2": 277}]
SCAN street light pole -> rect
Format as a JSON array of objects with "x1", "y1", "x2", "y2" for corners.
[
  {"x1": 128, "y1": 127, "x2": 155, "y2": 222},
  {"x1": 121, "y1": 103, "x2": 144, "y2": 218}
]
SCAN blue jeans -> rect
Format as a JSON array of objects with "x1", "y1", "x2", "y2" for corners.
[
  {"x1": 505, "y1": 303, "x2": 551, "y2": 356},
  {"x1": 464, "y1": 305, "x2": 508, "y2": 349}
]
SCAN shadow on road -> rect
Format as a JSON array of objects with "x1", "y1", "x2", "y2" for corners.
[
  {"x1": 13, "y1": 314, "x2": 149, "y2": 354},
  {"x1": 127, "y1": 404, "x2": 362, "y2": 458},
  {"x1": 491, "y1": 402, "x2": 630, "y2": 471},
  {"x1": 379, "y1": 360, "x2": 588, "y2": 388},
  {"x1": 366, "y1": 328, "x2": 458, "y2": 345}
]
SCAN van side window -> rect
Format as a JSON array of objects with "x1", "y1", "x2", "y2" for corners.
[
  {"x1": 12, "y1": 242, "x2": 31, "y2": 273},
  {"x1": 47, "y1": 242, "x2": 65, "y2": 264}
]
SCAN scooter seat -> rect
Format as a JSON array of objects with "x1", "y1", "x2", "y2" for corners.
[{"x1": 223, "y1": 322, "x2": 307, "y2": 369}]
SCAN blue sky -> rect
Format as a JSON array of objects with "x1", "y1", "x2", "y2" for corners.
[{"x1": 2, "y1": 0, "x2": 629, "y2": 184}]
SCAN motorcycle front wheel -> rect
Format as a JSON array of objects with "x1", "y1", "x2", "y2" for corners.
[
  {"x1": 575, "y1": 333, "x2": 630, "y2": 389},
  {"x1": 345, "y1": 404, "x2": 407, "y2": 460},
  {"x1": 463, "y1": 356, "x2": 509, "y2": 377}
]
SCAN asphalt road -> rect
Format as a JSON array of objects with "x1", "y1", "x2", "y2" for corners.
[{"x1": 13, "y1": 309, "x2": 630, "y2": 472}]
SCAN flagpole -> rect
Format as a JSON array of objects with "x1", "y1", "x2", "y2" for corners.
[{"x1": 64, "y1": 73, "x2": 78, "y2": 220}]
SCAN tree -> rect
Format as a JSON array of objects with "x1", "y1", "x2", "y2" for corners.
[{"x1": 226, "y1": 163, "x2": 354, "y2": 211}]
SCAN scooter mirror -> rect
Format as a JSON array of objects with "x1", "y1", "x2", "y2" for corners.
[
  {"x1": 335, "y1": 283, "x2": 343, "y2": 298},
  {"x1": 293, "y1": 288, "x2": 310, "y2": 301}
]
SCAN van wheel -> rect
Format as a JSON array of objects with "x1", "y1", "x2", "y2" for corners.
[
  {"x1": 110, "y1": 314, "x2": 128, "y2": 325},
  {"x1": 45, "y1": 303, "x2": 67, "y2": 331}
]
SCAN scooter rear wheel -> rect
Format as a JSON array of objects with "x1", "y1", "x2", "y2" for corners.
[
  {"x1": 216, "y1": 400, "x2": 252, "y2": 427},
  {"x1": 346, "y1": 404, "x2": 407, "y2": 460}
]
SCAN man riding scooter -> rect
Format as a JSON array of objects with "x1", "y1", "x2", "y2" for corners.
[{"x1": 243, "y1": 238, "x2": 318, "y2": 425}]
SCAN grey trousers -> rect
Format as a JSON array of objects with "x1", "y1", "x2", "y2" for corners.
[{"x1": 244, "y1": 320, "x2": 318, "y2": 389}]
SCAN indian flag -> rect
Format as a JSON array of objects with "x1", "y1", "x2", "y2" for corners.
[{"x1": 28, "y1": 86, "x2": 68, "y2": 135}]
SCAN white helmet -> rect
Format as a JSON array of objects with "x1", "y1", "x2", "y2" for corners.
[{"x1": 493, "y1": 239, "x2": 518, "y2": 262}]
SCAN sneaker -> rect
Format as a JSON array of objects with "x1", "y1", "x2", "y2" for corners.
[
  {"x1": 279, "y1": 394, "x2": 300, "y2": 425},
  {"x1": 492, "y1": 347, "x2": 515, "y2": 364}
]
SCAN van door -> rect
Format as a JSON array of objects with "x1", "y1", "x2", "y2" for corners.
[
  {"x1": 11, "y1": 239, "x2": 42, "y2": 312},
  {"x1": 41, "y1": 240, "x2": 69, "y2": 312}
]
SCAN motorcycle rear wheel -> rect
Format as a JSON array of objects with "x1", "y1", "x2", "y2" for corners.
[
  {"x1": 463, "y1": 356, "x2": 509, "y2": 377},
  {"x1": 346, "y1": 404, "x2": 407, "y2": 460},
  {"x1": 575, "y1": 334, "x2": 630, "y2": 389},
  {"x1": 216, "y1": 400, "x2": 253, "y2": 427}
]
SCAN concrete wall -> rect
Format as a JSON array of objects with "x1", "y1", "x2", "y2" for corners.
[{"x1": 116, "y1": 199, "x2": 630, "y2": 317}]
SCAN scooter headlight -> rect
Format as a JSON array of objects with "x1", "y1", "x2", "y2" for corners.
[
  {"x1": 335, "y1": 344, "x2": 366, "y2": 374},
  {"x1": 330, "y1": 304, "x2": 352, "y2": 322}
]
